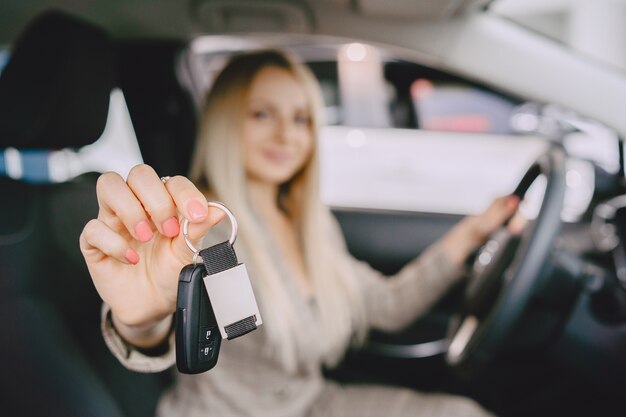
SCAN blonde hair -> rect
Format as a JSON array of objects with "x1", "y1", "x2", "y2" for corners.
[{"x1": 189, "y1": 50, "x2": 366, "y2": 372}]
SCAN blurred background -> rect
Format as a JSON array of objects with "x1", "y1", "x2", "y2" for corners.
[
  {"x1": 2, "y1": 2, "x2": 626, "y2": 416},
  {"x1": 1, "y1": 0, "x2": 624, "y2": 222}
]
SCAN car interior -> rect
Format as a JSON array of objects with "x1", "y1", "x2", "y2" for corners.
[
  {"x1": 0, "y1": 11, "x2": 172, "y2": 417},
  {"x1": 1, "y1": 2, "x2": 626, "y2": 417}
]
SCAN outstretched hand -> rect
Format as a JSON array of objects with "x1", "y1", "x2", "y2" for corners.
[{"x1": 79, "y1": 165, "x2": 224, "y2": 344}]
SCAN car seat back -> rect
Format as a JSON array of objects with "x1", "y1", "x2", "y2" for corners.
[{"x1": 0, "y1": 10, "x2": 170, "y2": 416}]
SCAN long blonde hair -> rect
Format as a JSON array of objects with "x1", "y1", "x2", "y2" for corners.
[{"x1": 189, "y1": 50, "x2": 366, "y2": 372}]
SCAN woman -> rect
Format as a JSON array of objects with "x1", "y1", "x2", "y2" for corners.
[{"x1": 80, "y1": 50, "x2": 518, "y2": 416}]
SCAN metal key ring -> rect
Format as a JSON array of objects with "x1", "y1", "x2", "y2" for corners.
[{"x1": 182, "y1": 201, "x2": 238, "y2": 259}]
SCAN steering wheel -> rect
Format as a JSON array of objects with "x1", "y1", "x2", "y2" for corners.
[{"x1": 445, "y1": 145, "x2": 567, "y2": 374}]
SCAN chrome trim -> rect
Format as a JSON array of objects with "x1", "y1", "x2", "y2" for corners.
[
  {"x1": 591, "y1": 195, "x2": 626, "y2": 252},
  {"x1": 445, "y1": 315, "x2": 479, "y2": 365},
  {"x1": 364, "y1": 338, "x2": 448, "y2": 359}
]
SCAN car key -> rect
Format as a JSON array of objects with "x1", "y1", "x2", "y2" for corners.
[
  {"x1": 175, "y1": 262, "x2": 222, "y2": 374},
  {"x1": 175, "y1": 202, "x2": 262, "y2": 374}
]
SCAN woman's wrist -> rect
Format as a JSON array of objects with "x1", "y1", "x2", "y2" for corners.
[
  {"x1": 439, "y1": 216, "x2": 485, "y2": 267},
  {"x1": 111, "y1": 312, "x2": 173, "y2": 349},
  {"x1": 437, "y1": 195, "x2": 519, "y2": 267}
]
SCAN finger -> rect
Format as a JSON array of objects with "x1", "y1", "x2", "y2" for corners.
[
  {"x1": 163, "y1": 175, "x2": 210, "y2": 224},
  {"x1": 476, "y1": 195, "x2": 520, "y2": 236},
  {"x1": 508, "y1": 212, "x2": 528, "y2": 235},
  {"x1": 167, "y1": 208, "x2": 226, "y2": 263},
  {"x1": 490, "y1": 195, "x2": 519, "y2": 220},
  {"x1": 504, "y1": 194, "x2": 520, "y2": 212},
  {"x1": 185, "y1": 207, "x2": 226, "y2": 242},
  {"x1": 80, "y1": 219, "x2": 140, "y2": 265},
  {"x1": 96, "y1": 171, "x2": 155, "y2": 243},
  {"x1": 126, "y1": 164, "x2": 180, "y2": 238},
  {"x1": 162, "y1": 175, "x2": 226, "y2": 258}
]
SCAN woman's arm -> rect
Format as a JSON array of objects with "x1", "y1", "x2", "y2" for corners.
[{"x1": 354, "y1": 195, "x2": 519, "y2": 332}]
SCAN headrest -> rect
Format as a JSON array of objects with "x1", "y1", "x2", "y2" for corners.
[{"x1": 0, "y1": 10, "x2": 114, "y2": 149}]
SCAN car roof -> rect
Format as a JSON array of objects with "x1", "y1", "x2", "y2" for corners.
[
  {"x1": 2, "y1": 0, "x2": 626, "y2": 138},
  {"x1": 0, "y1": 0, "x2": 491, "y2": 42}
]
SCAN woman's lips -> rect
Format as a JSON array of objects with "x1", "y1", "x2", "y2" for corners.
[{"x1": 263, "y1": 149, "x2": 292, "y2": 164}]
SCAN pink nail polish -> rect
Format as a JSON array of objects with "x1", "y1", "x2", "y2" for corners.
[
  {"x1": 162, "y1": 216, "x2": 180, "y2": 237},
  {"x1": 135, "y1": 220, "x2": 153, "y2": 242},
  {"x1": 125, "y1": 248, "x2": 139, "y2": 265},
  {"x1": 187, "y1": 200, "x2": 208, "y2": 221},
  {"x1": 506, "y1": 196, "x2": 519, "y2": 210}
]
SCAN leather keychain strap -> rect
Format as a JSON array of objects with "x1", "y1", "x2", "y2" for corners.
[
  {"x1": 199, "y1": 242, "x2": 258, "y2": 339},
  {"x1": 199, "y1": 241, "x2": 238, "y2": 275}
]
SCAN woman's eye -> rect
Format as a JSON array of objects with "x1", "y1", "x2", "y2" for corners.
[
  {"x1": 295, "y1": 114, "x2": 310, "y2": 125},
  {"x1": 252, "y1": 110, "x2": 270, "y2": 120}
]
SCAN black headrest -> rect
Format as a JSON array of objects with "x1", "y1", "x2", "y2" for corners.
[{"x1": 0, "y1": 10, "x2": 114, "y2": 149}]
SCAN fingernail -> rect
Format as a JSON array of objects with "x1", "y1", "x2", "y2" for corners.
[
  {"x1": 506, "y1": 195, "x2": 519, "y2": 210},
  {"x1": 162, "y1": 216, "x2": 180, "y2": 237},
  {"x1": 125, "y1": 248, "x2": 139, "y2": 265},
  {"x1": 187, "y1": 200, "x2": 208, "y2": 221},
  {"x1": 135, "y1": 220, "x2": 153, "y2": 242}
]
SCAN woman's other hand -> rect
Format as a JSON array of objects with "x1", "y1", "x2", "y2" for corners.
[
  {"x1": 79, "y1": 164, "x2": 224, "y2": 347},
  {"x1": 439, "y1": 195, "x2": 520, "y2": 267}
]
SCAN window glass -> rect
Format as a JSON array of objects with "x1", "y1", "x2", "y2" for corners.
[
  {"x1": 411, "y1": 80, "x2": 516, "y2": 134},
  {"x1": 184, "y1": 36, "x2": 597, "y2": 218},
  {"x1": 1, "y1": 89, "x2": 143, "y2": 183},
  {"x1": 319, "y1": 126, "x2": 547, "y2": 215},
  {"x1": 0, "y1": 47, "x2": 141, "y2": 182},
  {"x1": 383, "y1": 61, "x2": 521, "y2": 132}
]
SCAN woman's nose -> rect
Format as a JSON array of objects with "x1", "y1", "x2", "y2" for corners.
[{"x1": 275, "y1": 117, "x2": 296, "y2": 143}]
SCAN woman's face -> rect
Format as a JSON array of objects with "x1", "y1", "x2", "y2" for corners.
[{"x1": 241, "y1": 66, "x2": 314, "y2": 186}]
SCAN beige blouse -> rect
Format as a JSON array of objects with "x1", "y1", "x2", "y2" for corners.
[{"x1": 102, "y1": 236, "x2": 465, "y2": 417}]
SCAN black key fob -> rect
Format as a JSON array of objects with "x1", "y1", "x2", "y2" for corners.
[
  {"x1": 174, "y1": 202, "x2": 262, "y2": 374},
  {"x1": 175, "y1": 263, "x2": 222, "y2": 374}
]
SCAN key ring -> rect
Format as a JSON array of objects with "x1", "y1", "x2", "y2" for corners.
[{"x1": 182, "y1": 201, "x2": 238, "y2": 261}]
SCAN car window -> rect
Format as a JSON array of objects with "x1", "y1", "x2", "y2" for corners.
[
  {"x1": 319, "y1": 126, "x2": 547, "y2": 215},
  {"x1": 0, "y1": 87, "x2": 142, "y2": 183},
  {"x1": 383, "y1": 60, "x2": 521, "y2": 133},
  {"x1": 410, "y1": 80, "x2": 516, "y2": 134},
  {"x1": 183, "y1": 35, "x2": 601, "y2": 218}
]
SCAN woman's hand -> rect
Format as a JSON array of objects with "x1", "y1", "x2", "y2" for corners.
[
  {"x1": 79, "y1": 165, "x2": 224, "y2": 347},
  {"x1": 438, "y1": 195, "x2": 520, "y2": 267}
]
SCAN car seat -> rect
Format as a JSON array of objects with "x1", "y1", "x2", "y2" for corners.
[
  {"x1": 117, "y1": 40, "x2": 198, "y2": 177},
  {"x1": 0, "y1": 10, "x2": 171, "y2": 416}
]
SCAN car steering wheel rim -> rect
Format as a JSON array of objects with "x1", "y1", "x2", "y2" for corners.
[{"x1": 445, "y1": 145, "x2": 567, "y2": 374}]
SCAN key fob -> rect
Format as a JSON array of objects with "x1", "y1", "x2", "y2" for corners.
[{"x1": 175, "y1": 263, "x2": 222, "y2": 374}]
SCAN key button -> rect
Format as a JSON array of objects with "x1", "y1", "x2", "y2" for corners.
[
  {"x1": 198, "y1": 342, "x2": 216, "y2": 362},
  {"x1": 200, "y1": 326, "x2": 216, "y2": 343}
]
